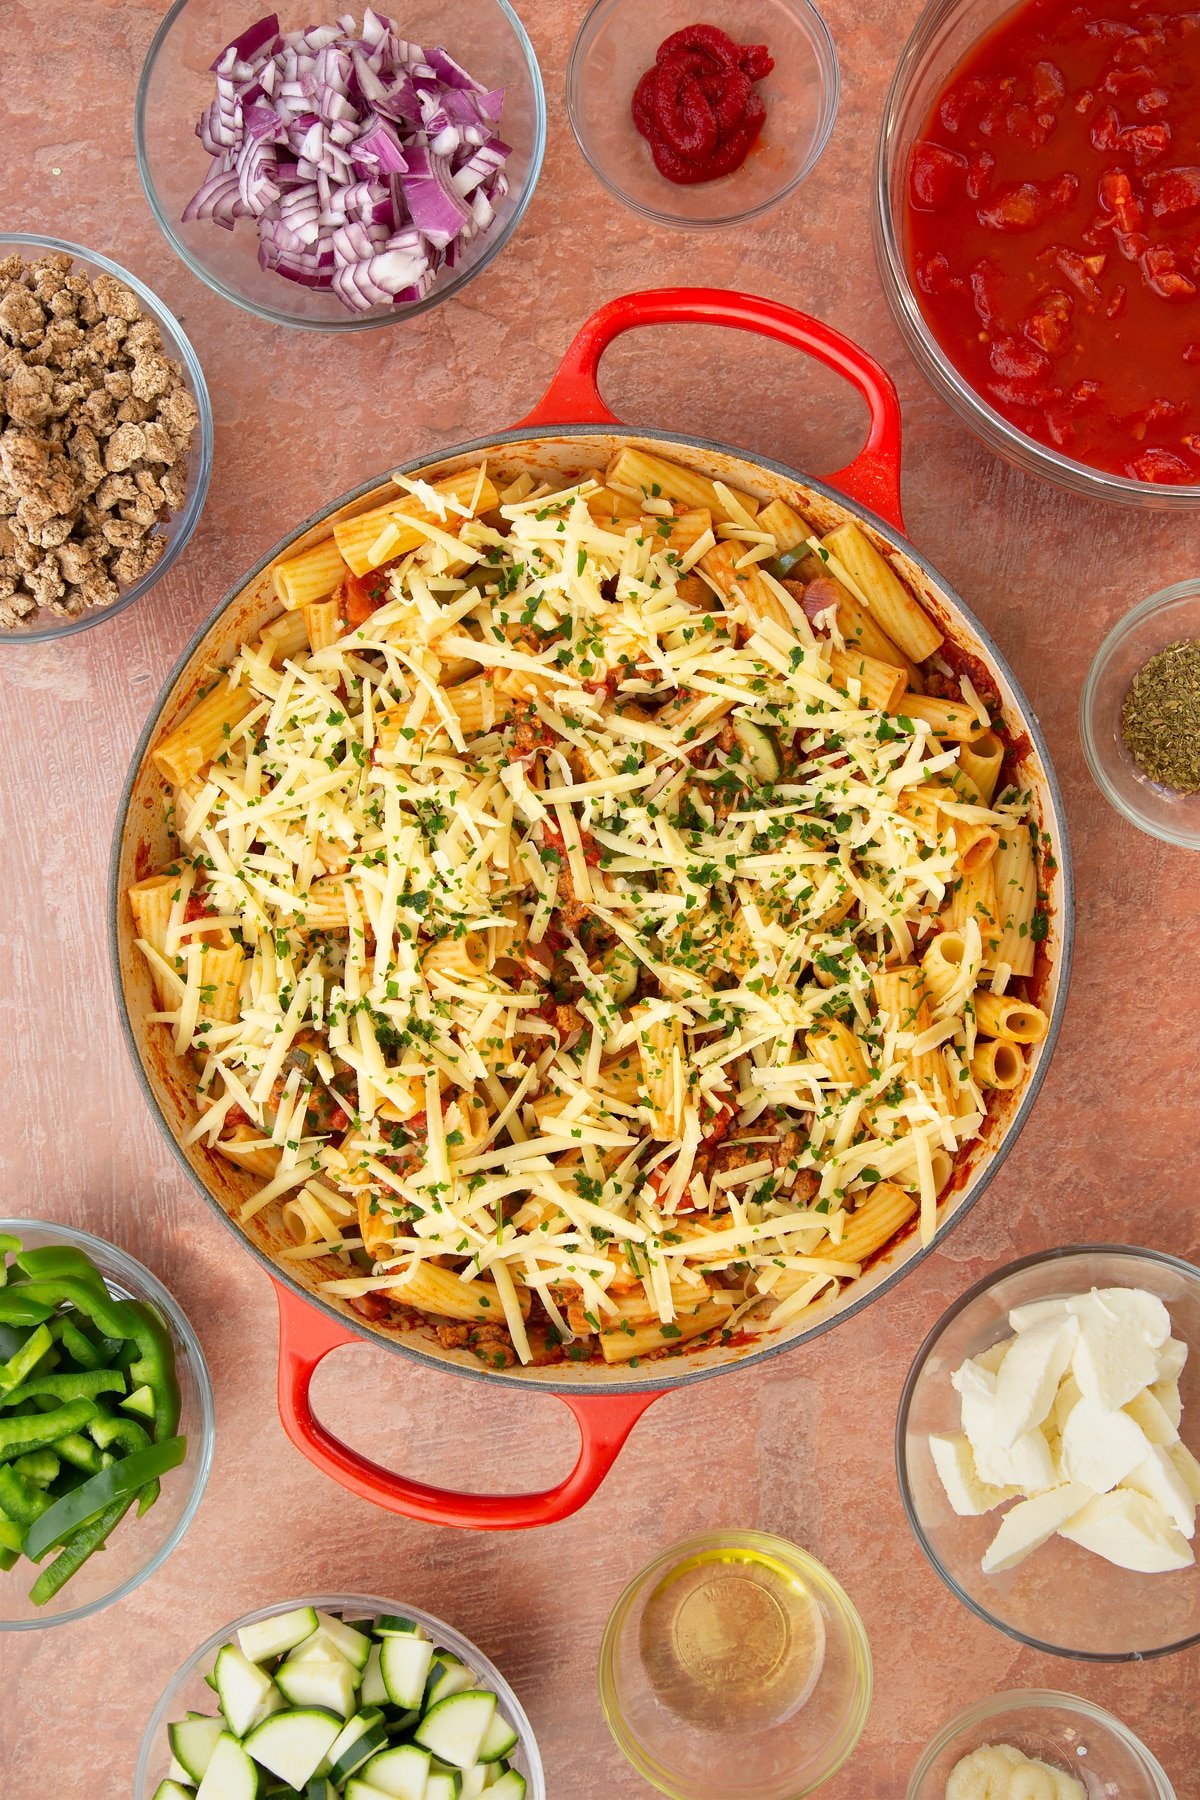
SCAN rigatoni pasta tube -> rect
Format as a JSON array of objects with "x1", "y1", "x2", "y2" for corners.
[
  {"x1": 786, "y1": 566, "x2": 916, "y2": 679},
  {"x1": 333, "y1": 471, "x2": 499, "y2": 577},
  {"x1": 971, "y1": 1038, "x2": 1025, "y2": 1091},
  {"x1": 598, "y1": 1297, "x2": 734, "y2": 1364},
  {"x1": 820, "y1": 522, "x2": 943, "y2": 661},
  {"x1": 700, "y1": 541, "x2": 794, "y2": 633},
  {"x1": 598, "y1": 1055, "x2": 643, "y2": 1105},
  {"x1": 423, "y1": 932, "x2": 488, "y2": 981},
  {"x1": 258, "y1": 607, "x2": 310, "y2": 665},
  {"x1": 395, "y1": 1258, "x2": 530, "y2": 1322},
  {"x1": 973, "y1": 991, "x2": 1048, "y2": 1044},
  {"x1": 827, "y1": 646, "x2": 907, "y2": 713},
  {"x1": 813, "y1": 1182, "x2": 918, "y2": 1264},
  {"x1": 958, "y1": 730, "x2": 1005, "y2": 803},
  {"x1": 899, "y1": 692, "x2": 989, "y2": 741},
  {"x1": 947, "y1": 860, "x2": 1002, "y2": 959},
  {"x1": 272, "y1": 537, "x2": 347, "y2": 609},
  {"x1": 808, "y1": 1019, "x2": 870, "y2": 1086},
  {"x1": 605, "y1": 447, "x2": 759, "y2": 523},
  {"x1": 152, "y1": 682, "x2": 255, "y2": 786},
  {"x1": 634, "y1": 1006, "x2": 686, "y2": 1139},
  {"x1": 198, "y1": 944, "x2": 244, "y2": 1023},
  {"x1": 952, "y1": 817, "x2": 999, "y2": 874},
  {"x1": 128, "y1": 874, "x2": 176, "y2": 962},
  {"x1": 304, "y1": 598, "x2": 342, "y2": 653},
  {"x1": 586, "y1": 485, "x2": 641, "y2": 525},
  {"x1": 872, "y1": 965, "x2": 945, "y2": 1104},
  {"x1": 921, "y1": 929, "x2": 970, "y2": 1006},
  {"x1": 756, "y1": 496, "x2": 810, "y2": 553},
  {"x1": 992, "y1": 822, "x2": 1037, "y2": 977},
  {"x1": 217, "y1": 1124, "x2": 281, "y2": 1180}
]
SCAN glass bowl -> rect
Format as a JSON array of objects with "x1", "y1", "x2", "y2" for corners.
[
  {"x1": 0, "y1": 233, "x2": 213, "y2": 644},
  {"x1": 1081, "y1": 581, "x2": 1200, "y2": 850},
  {"x1": 135, "y1": 1591, "x2": 546, "y2": 1797},
  {"x1": 599, "y1": 1530, "x2": 872, "y2": 1798},
  {"x1": 872, "y1": 0, "x2": 1200, "y2": 510},
  {"x1": 0, "y1": 1218, "x2": 214, "y2": 1631},
  {"x1": 907, "y1": 1691, "x2": 1177, "y2": 1799},
  {"x1": 567, "y1": 0, "x2": 839, "y2": 231},
  {"x1": 897, "y1": 1246, "x2": 1200, "y2": 1661},
  {"x1": 136, "y1": 0, "x2": 546, "y2": 331}
]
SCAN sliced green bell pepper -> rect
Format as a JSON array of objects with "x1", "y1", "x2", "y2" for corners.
[
  {"x1": 12, "y1": 1449, "x2": 59, "y2": 1486},
  {"x1": 1, "y1": 1369, "x2": 126, "y2": 1408},
  {"x1": 29, "y1": 1496, "x2": 135, "y2": 1606},
  {"x1": 54, "y1": 1431, "x2": 103, "y2": 1475},
  {"x1": 23, "y1": 1436, "x2": 185, "y2": 1560},
  {"x1": 0, "y1": 1463, "x2": 52, "y2": 1528},
  {"x1": 0, "y1": 1292, "x2": 55, "y2": 1328},
  {"x1": 0, "y1": 1399, "x2": 97, "y2": 1463},
  {"x1": 0, "y1": 1323, "x2": 55, "y2": 1394}
]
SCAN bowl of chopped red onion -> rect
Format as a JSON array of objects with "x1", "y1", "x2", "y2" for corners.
[{"x1": 135, "y1": 1, "x2": 545, "y2": 328}]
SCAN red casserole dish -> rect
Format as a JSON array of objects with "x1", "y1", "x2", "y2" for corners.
[{"x1": 110, "y1": 287, "x2": 1073, "y2": 1528}]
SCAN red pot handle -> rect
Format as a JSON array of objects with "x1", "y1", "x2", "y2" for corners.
[
  {"x1": 517, "y1": 286, "x2": 905, "y2": 531},
  {"x1": 273, "y1": 1281, "x2": 661, "y2": 1529}
]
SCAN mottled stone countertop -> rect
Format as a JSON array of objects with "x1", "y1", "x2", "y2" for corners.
[{"x1": 2, "y1": 0, "x2": 1199, "y2": 1795}]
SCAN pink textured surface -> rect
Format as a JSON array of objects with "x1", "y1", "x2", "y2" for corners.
[{"x1": 2, "y1": 1, "x2": 1199, "y2": 1796}]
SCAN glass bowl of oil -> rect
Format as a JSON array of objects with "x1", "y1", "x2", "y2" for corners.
[{"x1": 598, "y1": 1529, "x2": 873, "y2": 1798}]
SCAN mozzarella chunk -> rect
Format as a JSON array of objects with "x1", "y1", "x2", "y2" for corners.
[
  {"x1": 1070, "y1": 1291, "x2": 1160, "y2": 1411},
  {"x1": 1158, "y1": 1337, "x2": 1189, "y2": 1382},
  {"x1": 1123, "y1": 1446, "x2": 1197, "y2": 1540},
  {"x1": 993, "y1": 1315, "x2": 1077, "y2": 1449},
  {"x1": 1168, "y1": 1440, "x2": 1200, "y2": 1504},
  {"x1": 1059, "y1": 1489, "x2": 1194, "y2": 1573},
  {"x1": 929, "y1": 1433, "x2": 1019, "y2": 1516},
  {"x1": 1060, "y1": 1393, "x2": 1149, "y2": 1493},
  {"x1": 982, "y1": 1483, "x2": 1095, "y2": 1575},
  {"x1": 1124, "y1": 1385, "x2": 1180, "y2": 1448}
]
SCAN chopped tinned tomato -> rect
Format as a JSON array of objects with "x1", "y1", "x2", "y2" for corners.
[
  {"x1": 340, "y1": 569, "x2": 388, "y2": 628},
  {"x1": 906, "y1": 0, "x2": 1200, "y2": 485}
]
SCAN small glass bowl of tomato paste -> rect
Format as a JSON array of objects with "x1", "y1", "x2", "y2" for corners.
[
  {"x1": 567, "y1": 0, "x2": 839, "y2": 230},
  {"x1": 874, "y1": 0, "x2": 1200, "y2": 509}
]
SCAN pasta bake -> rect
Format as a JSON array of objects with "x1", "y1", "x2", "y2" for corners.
[{"x1": 129, "y1": 450, "x2": 1051, "y2": 1368}]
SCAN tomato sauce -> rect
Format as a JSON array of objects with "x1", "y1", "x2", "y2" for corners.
[{"x1": 905, "y1": 0, "x2": 1200, "y2": 483}]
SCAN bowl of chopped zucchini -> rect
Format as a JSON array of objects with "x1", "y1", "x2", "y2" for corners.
[{"x1": 136, "y1": 1593, "x2": 545, "y2": 1799}]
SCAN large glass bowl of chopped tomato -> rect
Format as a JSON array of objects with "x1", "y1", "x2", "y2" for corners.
[
  {"x1": 568, "y1": 0, "x2": 839, "y2": 230},
  {"x1": 874, "y1": 0, "x2": 1200, "y2": 508}
]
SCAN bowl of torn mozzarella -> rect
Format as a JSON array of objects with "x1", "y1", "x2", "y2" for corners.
[
  {"x1": 907, "y1": 1691, "x2": 1177, "y2": 1800},
  {"x1": 897, "y1": 1246, "x2": 1200, "y2": 1659}
]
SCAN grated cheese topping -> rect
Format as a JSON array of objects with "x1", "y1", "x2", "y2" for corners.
[{"x1": 139, "y1": 470, "x2": 1042, "y2": 1365}]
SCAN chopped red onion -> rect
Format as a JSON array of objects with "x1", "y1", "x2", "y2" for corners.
[{"x1": 184, "y1": 10, "x2": 510, "y2": 313}]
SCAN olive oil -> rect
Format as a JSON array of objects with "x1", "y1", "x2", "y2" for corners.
[{"x1": 639, "y1": 1546, "x2": 827, "y2": 1733}]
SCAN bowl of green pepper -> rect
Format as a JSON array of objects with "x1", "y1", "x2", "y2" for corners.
[{"x1": 0, "y1": 1220, "x2": 213, "y2": 1629}]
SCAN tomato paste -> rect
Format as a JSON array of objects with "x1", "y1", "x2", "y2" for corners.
[
  {"x1": 632, "y1": 24, "x2": 774, "y2": 185},
  {"x1": 905, "y1": 0, "x2": 1200, "y2": 484}
]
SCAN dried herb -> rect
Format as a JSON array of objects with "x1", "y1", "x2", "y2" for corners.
[{"x1": 1120, "y1": 638, "x2": 1200, "y2": 793}]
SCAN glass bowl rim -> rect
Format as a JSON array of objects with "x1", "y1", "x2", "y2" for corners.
[
  {"x1": 0, "y1": 1216, "x2": 215, "y2": 1632},
  {"x1": 905, "y1": 1686, "x2": 1178, "y2": 1797},
  {"x1": 134, "y1": 0, "x2": 548, "y2": 332},
  {"x1": 1079, "y1": 580, "x2": 1200, "y2": 850},
  {"x1": 565, "y1": 0, "x2": 841, "y2": 232},
  {"x1": 133, "y1": 1590, "x2": 546, "y2": 1797},
  {"x1": 597, "y1": 1527, "x2": 873, "y2": 1798},
  {"x1": 895, "y1": 1242, "x2": 1200, "y2": 1663},
  {"x1": 0, "y1": 231, "x2": 214, "y2": 645},
  {"x1": 871, "y1": 0, "x2": 1200, "y2": 510}
]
